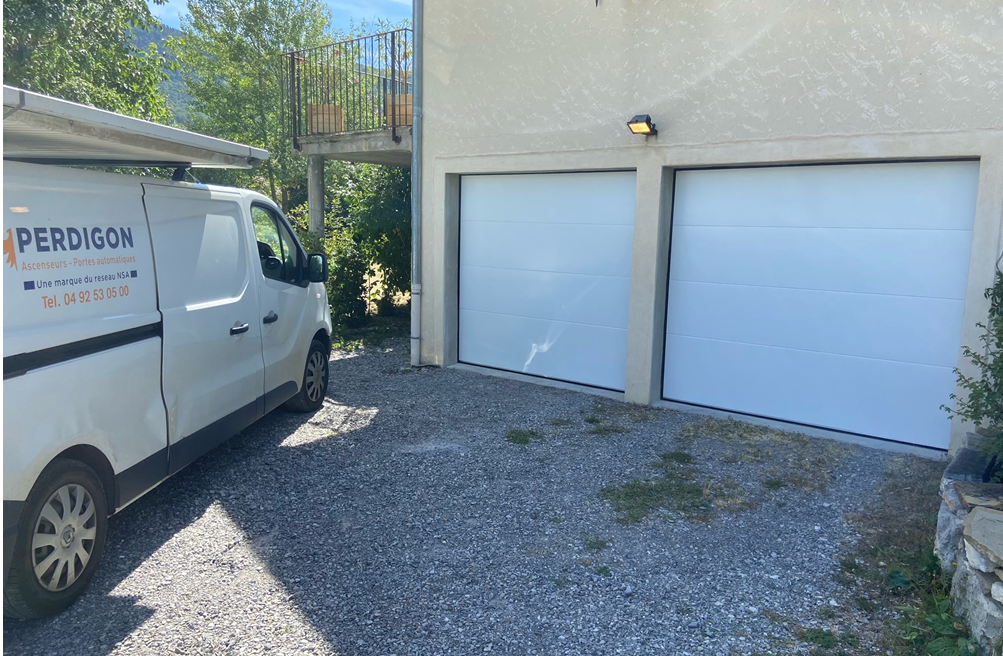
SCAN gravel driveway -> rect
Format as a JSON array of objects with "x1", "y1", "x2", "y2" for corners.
[{"x1": 4, "y1": 338, "x2": 895, "y2": 655}]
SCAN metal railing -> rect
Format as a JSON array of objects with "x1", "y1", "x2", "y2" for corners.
[{"x1": 284, "y1": 29, "x2": 413, "y2": 145}]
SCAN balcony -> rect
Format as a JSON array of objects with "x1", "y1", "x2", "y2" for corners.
[{"x1": 284, "y1": 29, "x2": 412, "y2": 167}]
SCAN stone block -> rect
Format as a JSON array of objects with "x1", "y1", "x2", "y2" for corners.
[
  {"x1": 936, "y1": 500, "x2": 965, "y2": 572},
  {"x1": 953, "y1": 557, "x2": 1003, "y2": 648},
  {"x1": 955, "y1": 481, "x2": 1003, "y2": 511},
  {"x1": 964, "y1": 507, "x2": 1003, "y2": 567}
]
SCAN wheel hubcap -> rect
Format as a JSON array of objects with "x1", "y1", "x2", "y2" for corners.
[
  {"x1": 304, "y1": 351, "x2": 328, "y2": 403},
  {"x1": 32, "y1": 484, "x2": 97, "y2": 592}
]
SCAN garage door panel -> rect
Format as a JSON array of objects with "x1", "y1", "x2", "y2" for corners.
[
  {"x1": 460, "y1": 266, "x2": 631, "y2": 329},
  {"x1": 663, "y1": 335, "x2": 954, "y2": 448},
  {"x1": 670, "y1": 225, "x2": 973, "y2": 299},
  {"x1": 460, "y1": 171, "x2": 636, "y2": 390},
  {"x1": 462, "y1": 172, "x2": 636, "y2": 226},
  {"x1": 459, "y1": 309, "x2": 628, "y2": 390},
  {"x1": 674, "y1": 162, "x2": 980, "y2": 230},
  {"x1": 667, "y1": 280, "x2": 966, "y2": 368},
  {"x1": 461, "y1": 222, "x2": 634, "y2": 278},
  {"x1": 666, "y1": 161, "x2": 978, "y2": 449}
]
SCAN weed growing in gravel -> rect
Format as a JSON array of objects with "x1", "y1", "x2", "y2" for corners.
[
  {"x1": 600, "y1": 472, "x2": 709, "y2": 523},
  {"x1": 799, "y1": 628, "x2": 839, "y2": 648},
  {"x1": 762, "y1": 478, "x2": 787, "y2": 490},
  {"x1": 548, "y1": 516, "x2": 563, "y2": 524},
  {"x1": 595, "y1": 565, "x2": 612, "y2": 576},
  {"x1": 506, "y1": 429, "x2": 543, "y2": 445},
  {"x1": 550, "y1": 576, "x2": 570, "y2": 589},
  {"x1": 601, "y1": 449, "x2": 750, "y2": 523},
  {"x1": 584, "y1": 535, "x2": 611, "y2": 551},
  {"x1": 817, "y1": 607, "x2": 836, "y2": 619},
  {"x1": 584, "y1": 415, "x2": 602, "y2": 424},
  {"x1": 677, "y1": 606, "x2": 693, "y2": 615}
]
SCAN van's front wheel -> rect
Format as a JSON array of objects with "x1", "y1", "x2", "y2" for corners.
[
  {"x1": 4, "y1": 459, "x2": 108, "y2": 619},
  {"x1": 284, "y1": 340, "x2": 329, "y2": 412}
]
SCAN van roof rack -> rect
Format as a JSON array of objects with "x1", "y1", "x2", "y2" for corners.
[{"x1": 2, "y1": 86, "x2": 268, "y2": 169}]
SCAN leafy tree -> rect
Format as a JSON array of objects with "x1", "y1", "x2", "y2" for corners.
[
  {"x1": 348, "y1": 164, "x2": 412, "y2": 301},
  {"x1": 169, "y1": 0, "x2": 332, "y2": 209},
  {"x1": 3, "y1": 0, "x2": 172, "y2": 121}
]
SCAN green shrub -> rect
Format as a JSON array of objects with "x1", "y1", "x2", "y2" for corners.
[{"x1": 945, "y1": 271, "x2": 1003, "y2": 481}]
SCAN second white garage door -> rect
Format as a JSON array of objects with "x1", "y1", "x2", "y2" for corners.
[
  {"x1": 663, "y1": 161, "x2": 980, "y2": 449},
  {"x1": 459, "y1": 171, "x2": 636, "y2": 390}
]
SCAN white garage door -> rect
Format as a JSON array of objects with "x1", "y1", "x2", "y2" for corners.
[
  {"x1": 663, "y1": 161, "x2": 979, "y2": 449},
  {"x1": 459, "y1": 171, "x2": 636, "y2": 390}
]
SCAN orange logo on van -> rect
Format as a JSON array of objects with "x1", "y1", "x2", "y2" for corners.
[{"x1": 3, "y1": 229, "x2": 16, "y2": 269}]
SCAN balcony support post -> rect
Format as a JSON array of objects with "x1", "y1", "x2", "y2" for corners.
[{"x1": 307, "y1": 154, "x2": 325, "y2": 238}]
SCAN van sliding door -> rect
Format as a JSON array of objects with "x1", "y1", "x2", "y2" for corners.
[{"x1": 142, "y1": 184, "x2": 266, "y2": 474}]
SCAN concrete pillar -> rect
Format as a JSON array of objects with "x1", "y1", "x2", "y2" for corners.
[
  {"x1": 307, "y1": 155, "x2": 325, "y2": 237},
  {"x1": 623, "y1": 164, "x2": 673, "y2": 405}
]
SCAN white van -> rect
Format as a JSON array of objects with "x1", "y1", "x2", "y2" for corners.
[{"x1": 2, "y1": 161, "x2": 333, "y2": 618}]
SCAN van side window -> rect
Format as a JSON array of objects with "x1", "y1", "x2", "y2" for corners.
[{"x1": 252, "y1": 206, "x2": 301, "y2": 284}]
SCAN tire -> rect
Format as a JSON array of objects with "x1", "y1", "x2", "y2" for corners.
[
  {"x1": 4, "y1": 459, "x2": 108, "y2": 619},
  {"x1": 284, "y1": 339, "x2": 329, "y2": 413}
]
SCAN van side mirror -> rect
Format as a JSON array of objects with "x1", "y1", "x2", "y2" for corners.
[
  {"x1": 263, "y1": 256, "x2": 282, "y2": 271},
  {"x1": 307, "y1": 253, "x2": 328, "y2": 283}
]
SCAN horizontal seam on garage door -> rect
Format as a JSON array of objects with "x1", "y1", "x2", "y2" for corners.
[
  {"x1": 665, "y1": 333, "x2": 956, "y2": 370},
  {"x1": 461, "y1": 264, "x2": 631, "y2": 280},
  {"x1": 461, "y1": 220, "x2": 634, "y2": 227},
  {"x1": 460, "y1": 307, "x2": 629, "y2": 331},
  {"x1": 668, "y1": 278, "x2": 967, "y2": 302},
  {"x1": 671, "y1": 225, "x2": 974, "y2": 231}
]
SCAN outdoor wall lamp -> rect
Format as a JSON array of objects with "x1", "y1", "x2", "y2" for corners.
[{"x1": 627, "y1": 114, "x2": 657, "y2": 136}]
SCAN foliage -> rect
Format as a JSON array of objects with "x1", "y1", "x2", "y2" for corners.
[
  {"x1": 287, "y1": 205, "x2": 368, "y2": 328},
  {"x1": 945, "y1": 271, "x2": 1003, "y2": 481},
  {"x1": 346, "y1": 164, "x2": 412, "y2": 300},
  {"x1": 900, "y1": 597, "x2": 980, "y2": 656},
  {"x1": 168, "y1": 0, "x2": 332, "y2": 208},
  {"x1": 3, "y1": 0, "x2": 172, "y2": 122}
]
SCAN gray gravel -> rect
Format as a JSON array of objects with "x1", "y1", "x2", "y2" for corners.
[{"x1": 4, "y1": 338, "x2": 894, "y2": 655}]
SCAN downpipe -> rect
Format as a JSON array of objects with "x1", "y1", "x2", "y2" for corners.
[{"x1": 410, "y1": 0, "x2": 423, "y2": 367}]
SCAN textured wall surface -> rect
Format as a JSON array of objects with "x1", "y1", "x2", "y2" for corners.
[{"x1": 423, "y1": 0, "x2": 1003, "y2": 155}]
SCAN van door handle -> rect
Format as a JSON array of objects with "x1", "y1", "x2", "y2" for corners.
[
  {"x1": 230, "y1": 322, "x2": 250, "y2": 335},
  {"x1": 263, "y1": 311, "x2": 279, "y2": 324}
]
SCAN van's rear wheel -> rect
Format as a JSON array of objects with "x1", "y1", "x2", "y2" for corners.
[
  {"x1": 4, "y1": 459, "x2": 108, "y2": 619},
  {"x1": 284, "y1": 339, "x2": 329, "y2": 413}
]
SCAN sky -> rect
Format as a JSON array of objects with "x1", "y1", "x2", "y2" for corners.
[{"x1": 148, "y1": 0, "x2": 412, "y2": 34}]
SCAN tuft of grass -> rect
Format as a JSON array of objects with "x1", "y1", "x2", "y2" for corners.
[
  {"x1": 600, "y1": 472, "x2": 709, "y2": 524},
  {"x1": 817, "y1": 607, "x2": 836, "y2": 619},
  {"x1": 548, "y1": 418, "x2": 573, "y2": 427},
  {"x1": 677, "y1": 606, "x2": 693, "y2": 615},
  {"x1": 583, "y1": 535, "x2": 611, "y2": 551},
  {"x1": 584, "y1": 416, "x2": 602, "y2": 424},
  {"x1": 799, "y1": 628, "x2": 838, "y2": 648},
  {"x1": 506, "y1": 429, "x2": 543, "y2": 445},
  {"x1": 595, "y1": 565, "x2": 611, "y2": 577},
  {"x1": 548, "y1": 516, "x2": 563, "y2": 524},
  {"x1": 762, "y1": 478, "x2": 787, "y2": 490},
  {"x1": 855, "y1": 596, "x2": 877, "y2": 613},
  {"x1": 550, "y1": 576, "x2": 570, "y2": 589}
]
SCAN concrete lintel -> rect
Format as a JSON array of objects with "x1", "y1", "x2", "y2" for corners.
[{"x1": 296, "y1": 129, "x2": 412, "y2": 167}]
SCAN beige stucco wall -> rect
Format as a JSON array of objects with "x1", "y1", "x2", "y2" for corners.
[{"x1": 417, "y1": 0, "x2": 1003, "y2": 452}]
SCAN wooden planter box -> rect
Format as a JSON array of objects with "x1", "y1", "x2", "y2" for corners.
[
  {"x1": 385, "y1": 94, "x2": 413, "y2": 127},
  {"x1": 306, "y1": 104, "x2": 344, "y2": 135}
]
